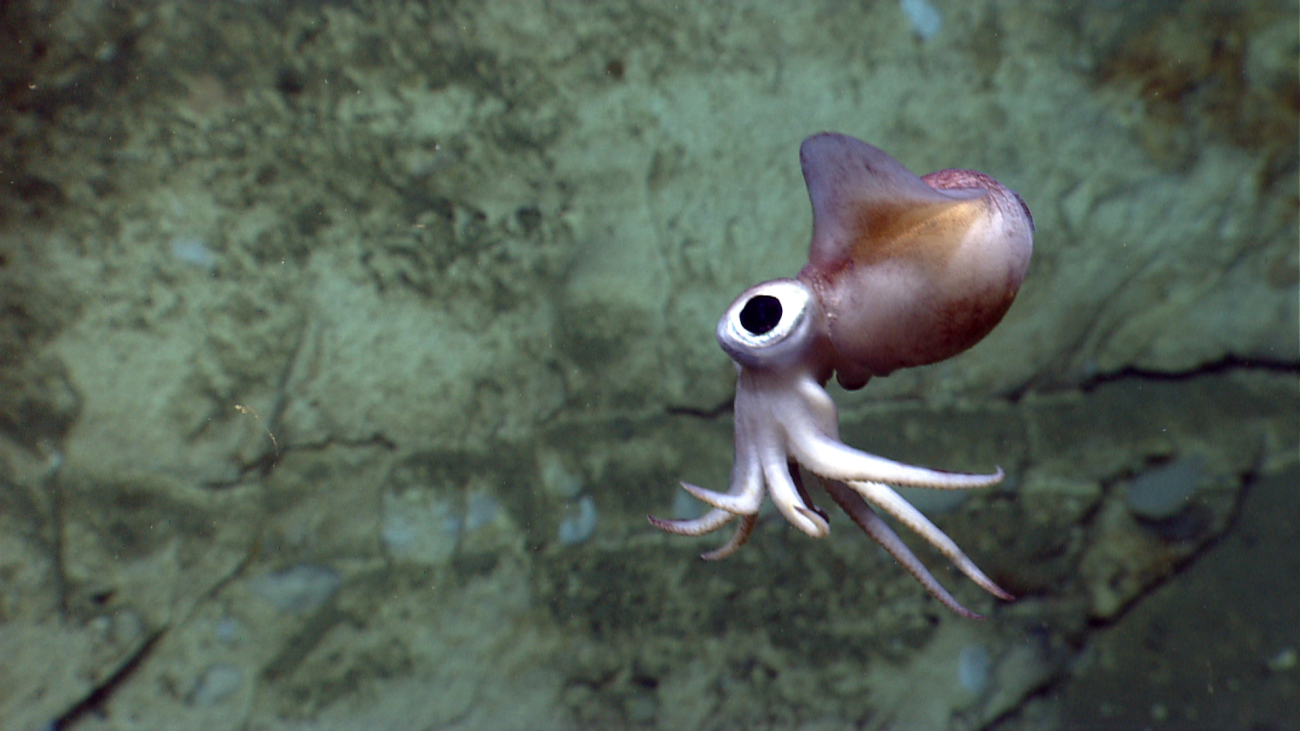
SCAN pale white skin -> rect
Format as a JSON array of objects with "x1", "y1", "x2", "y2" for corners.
[
  {"x1": 649, "y1": 134, "x2": 1034, "y2": 618},
  {"x1": 649, "y1": 280, "x2": 1012, "y2": 618}
]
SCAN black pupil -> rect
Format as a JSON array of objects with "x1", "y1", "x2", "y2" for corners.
[{"x1": 738, "y1": 295, "x2": 783, "y2": 335}]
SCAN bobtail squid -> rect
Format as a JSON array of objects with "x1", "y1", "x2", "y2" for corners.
[{"x1": 650, "y1": 133, "x2": 1034, "y2": 618}]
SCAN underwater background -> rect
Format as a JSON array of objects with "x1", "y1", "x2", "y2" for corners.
[{"x1": 0, "y1": 0, "x2": 1296, "y2": 729}]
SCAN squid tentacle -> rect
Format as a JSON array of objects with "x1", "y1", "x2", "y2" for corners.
[
  {"x1": 700, "y1": 514, "x2": 758, "y2": 561},
  {"x1": 762, "y1": 450, "x2": 830, "y2": 538},
  {"x1": 790, "y1": 422, "x2": 1004, "y2": 490},
  {"x1": 822, "y1": 479, "x2": 985, "y2": 618},
  {"x1": 648, "y1": 506, "x2": 735, "y2": 537},
  {"x1": 844, "y1": 478, "x2": 1013, "y2": 601}
]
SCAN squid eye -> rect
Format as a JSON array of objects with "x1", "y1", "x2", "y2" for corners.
[
  {"x1": 717, "y1": 279, "x2": 819, "y2": 370},
  {"x1": 739, "y1": 295, "x2": 783, "y2": 335}
]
